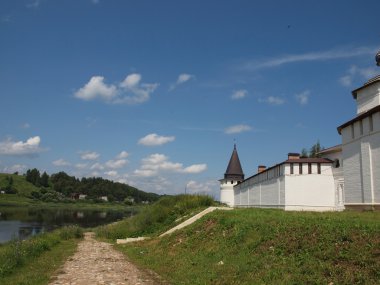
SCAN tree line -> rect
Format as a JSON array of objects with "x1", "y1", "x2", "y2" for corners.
[{"x1": 25, "y1": 169, "x2": 160, "y2": 204}]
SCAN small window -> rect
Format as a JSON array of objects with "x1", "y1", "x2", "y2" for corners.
[
  {"x1": 317, "y1": 163, "x2": 321, "y2": 174},
  {"x1": 333, "y1": 159, "x2": 340, "y2": 168},
  {"x1": 290, "y1": 163, "x2": 294, "y2": 174},
  {"x1": 351, "y1": 124, "x2": 355, "y2": 139},
  {"x1": 231, "y1": 181, "x2": 233, "y2": 184},
  {"x1": 299, "y1": 163, "x2": 303, "y2": 174},
  {"x1": 369, "y1": 115, "x2": 373, "y2": 132},
  {"x1": 308, "y1": 163, "x2": 312, "y2": 174}
]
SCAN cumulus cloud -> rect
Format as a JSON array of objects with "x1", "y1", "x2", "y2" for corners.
[
  {"x1": 74, "y1": 76, "x2": 117, "y2": 101},
  {"x1": 116, "y1": 151, "x2": 129, "y2": 159},
  {"x1": 339, "y1": 65, "x2": 378, "y2": 87},
  {"x1": 295, "y1": 90, "x2": 310, "y2": 105},
  {"x1": 0, "y1": 136, "x2": 44, "y2": 156},
  {"x1": 104, "y1": 170, "x2": 118, "y2": 177},
  {"x1": 2, "y1": 164, "x2": 27, "y2": 174},
  {"x1": 105, "y1": 159, "x2": 127, "y2": 169},
  {"x1": 259, "y1": 96, "x2": 285, "y2": 105},
  {"x1": 169, "y1": 73, "x2": 194, "y2": 90},
  {"x1": 90, "y1": 162, "x2": 104, "y2": 170},
  {"x1": 133, "y1": 153, "x2": 207, "y2": 177},
  {"x1": 138, "y1": 133, "x2": 175, "y2": 146},
  {"x1": 80, "y1": 151, "x2": 100, "y2": 161},
  {"x1": 53, "y1": 159, "x2": 71, "y2": 167},
  {"x1": 182, "y1": 164, "x2": 207, "y2": 174},
  {"x1": 186, "y1": 180, "x2": 219, "y2": 194},
  {"x1": 75, "y1": 163, "x2": 88, "y2": 169},
  {"x1": 74, "y1": 73, "x2": 158, "y2": 104},
  {"x1": 231, "y1": 89, "x2": 248, "y2": 100},
  {"x1": 224, "y1": 124, "x2": 252, "y2": 134}
]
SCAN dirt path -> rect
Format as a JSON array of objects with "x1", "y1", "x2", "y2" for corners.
[{"x1": 49, "y1": 232, "x2": 167, "y2": 285}]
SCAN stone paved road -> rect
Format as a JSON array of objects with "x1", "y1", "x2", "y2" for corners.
[{"x1": 49, "y1": 232, "x2": 167, "y2": 285}]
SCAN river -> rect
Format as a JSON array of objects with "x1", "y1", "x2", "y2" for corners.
[{"x1": 0, "y1": 206, "x2": 134, "y2": 243}]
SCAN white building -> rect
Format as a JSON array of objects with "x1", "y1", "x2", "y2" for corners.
[
  {"x1": 232, "y1": 153, "x2": 343, "y2": 211},
  {"x1": 219, "y1": 61, "x2": 380, "y2": 211},
  {"x1": 337, "y1": 75, "x2": 380, "y2": 210}
]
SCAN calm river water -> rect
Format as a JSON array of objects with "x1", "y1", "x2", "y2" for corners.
[{"x1": 0, "y1": 207, "x2": 133, "y2": 243}]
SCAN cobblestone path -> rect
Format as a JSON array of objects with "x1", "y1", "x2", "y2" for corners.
[{"x1": 49, "y1": 232, "x2": 167, "y2": 285}]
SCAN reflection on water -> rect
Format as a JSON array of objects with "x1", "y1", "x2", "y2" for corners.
[{"x1": 0, "y1": 207, "x2": 133, "y2": 243}]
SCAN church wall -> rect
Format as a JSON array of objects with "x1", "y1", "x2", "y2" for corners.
[
  {"x1": 356, "y1": 83, "x2": 380, "y2": 114},
  {"x1": 284, "y1": 164, "x2": 337, "y2": 211},
  {"x1": 341, "y1": 110, "x2": 380, "y2": 206}
]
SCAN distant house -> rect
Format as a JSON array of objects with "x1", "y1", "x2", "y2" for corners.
[
  {"x1": 100, "y1": 196, "x2": 108, "y2": 202},
  {"x1": 79, "y1": 194, "x2": 87, "y2": 200},
  {"x1": 70, "y1": 193, "x2": 80, "y2": 200}
]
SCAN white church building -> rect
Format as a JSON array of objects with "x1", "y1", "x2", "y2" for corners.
[{"x1": 220, "y1": 59, "x2": 380, "y2": 211}]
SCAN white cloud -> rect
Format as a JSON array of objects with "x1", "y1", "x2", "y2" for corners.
[
  {"x1": 105, "y1": 159, "x2": 127, "y2": 169},
  {"x1": 104, "y1": 170, "x2": 118, "y2": 177},
  {"x1": 231, "y1": 89, "x2": 248, "y2": 100},
  {"x1": 80, "y1": 151, "x2": 100, "y2": 160},
  {"x1": 53, "y1": 159, "x2": 71, "y2": 167},
  {"x1": 339, "y1": 75, "x2": 352, "y2": 87},
  {"x1": 243, "y1": 46, "x2": 377, "y2": 70},
  {"x1": 75, "y1": 73, "x2": 158, "y2": 104},
  {"x1": 75, "y1": 163, "x2": 88, "y2": 169},
  {"x1": 74, "y1": 76, "x2": 117, "y2": 101},
  {"x1": 259, "y1": 96, "x2": 285, "y2": 105},
  {"x1": 21, "y1": 123, "x2": 30, "y2": 129},
  {"x1": 138, "y1": 133, "x2": 175, "y2": 146},
  {"x1": 134, "y1": 153, "x2": 207, "y2": 177},
  {"x1": 90, "y1": 162, "x2": 104, "y2": 170},
  {"x1": 295, "y1": 90, "x2": 310, "y2": 105},
  {"x1": 182, "y1": 164, "x2": 207, "y2": 174},
  {"x1": 186, "y1": 180, "x2": 219, "y2": 194},
  {"x1": 224, "y1": 124, "x2": 252, "y2": 134},
  {"x1": 339, "y1": 65, "x2": 378, "y2": 87},
  {"x1": 169, "y1": 73, "x2": 194, "y2": 90},
  {"x1": 0, "y1": 136, "x2": 44, "y2": 156},
  {"x1": 2, "y1": 164, "x2": 27, "y2": 174},
  {"x1": 27, "y1": 0, "x2": 41, "y2": 8},
  {"x1": 116, "y1": 151, "x2": 129, "y2": 159}
]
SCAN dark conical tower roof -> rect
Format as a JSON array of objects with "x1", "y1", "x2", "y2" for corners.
[{"x1": 224, "y1": 144, "x2": 244, "y2": 181}]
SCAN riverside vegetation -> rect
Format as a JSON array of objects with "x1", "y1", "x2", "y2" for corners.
[
  {"x1": 0, "y1": 226, "x2": 83, "y2": 285},
  {"x1": 97, "y1": 195, "x2": 380, "y2": 284},
  {"x1": 0, "y1": 171, "x2": 159, "y2": 208}
]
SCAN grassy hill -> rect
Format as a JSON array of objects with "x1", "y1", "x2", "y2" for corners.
[
  {"x1": 0, "y1": 173, "x2": 40, "y2": 196},
  {"x1": 112, "y1": 206, "x2": 380, "y2": 284}
]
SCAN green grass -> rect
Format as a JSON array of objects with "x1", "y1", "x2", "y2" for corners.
[
  {"x1": 116, "y1": 208, "x2": 380, "y2": 284},
  {"x1": 0, "y1": 240, "x2": 77, "y2": 285},
  {"x1": 95, "y1": 194, "x2": 216, "y2": 240},
  {"x1": 0, "y1": 173, "x2": 40, "y2": 197},
  {"x1": 0, "y1": 226, "x2": 83, "y2": 284}
]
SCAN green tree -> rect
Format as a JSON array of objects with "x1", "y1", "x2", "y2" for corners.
[
  {"x1": 309, "y1": 140, "x2": 323, "y2": 158},
  {"x1": 26, "y1": 168, "x2": 41, "y2": 186},
  {"x1": 40, "y1": 171, "x2": 50, "y2": 187},
  {"x1": 301, "y1": 148, "x2": 309, "y2": 158}
]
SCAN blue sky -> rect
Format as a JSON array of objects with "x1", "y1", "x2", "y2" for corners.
[{"x1": 0, "y1": 0, "x2": 379, "y2": 198}]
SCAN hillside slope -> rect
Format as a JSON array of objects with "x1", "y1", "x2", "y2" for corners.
[
  {"x1": 0, "y1": 173, "x2": 40, "y2": 196},
  {"x1": 118, "y1": 208, "x2": 380, "y2": 285}
]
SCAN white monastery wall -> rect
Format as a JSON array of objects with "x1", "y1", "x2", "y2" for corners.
[
  {"x1": 284, "y1": 164, "x2": 337, "y2": 211},
  {"x1": 356, "y1": 83, "x2": 380, "y2": 114},
  {"x1": 341, "y1": 109, "x2": 380, "y2": 206}
]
